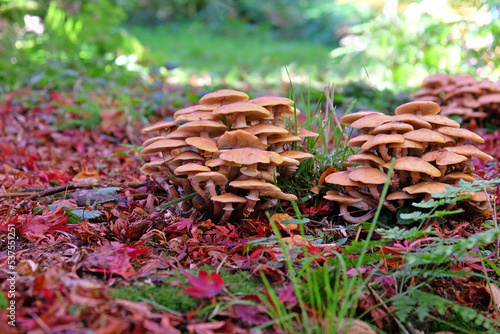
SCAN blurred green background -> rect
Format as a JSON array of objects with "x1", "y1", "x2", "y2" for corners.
[{"x1": 1, "y1": 0, "x2": 499, "y2": 112}]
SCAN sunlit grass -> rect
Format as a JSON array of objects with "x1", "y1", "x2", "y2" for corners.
[{"x1": 127, "y1": 21, "x2": 332, "y2": 88}]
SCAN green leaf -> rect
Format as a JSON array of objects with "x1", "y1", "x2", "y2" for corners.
[
  {"x1": 0, "y1": 292, "x2": 7, "y2": 310},
  {"x1": 95, "y1": 187, "x2": 122, "y2": 195},
  {"x1": 280, "y1": 218, "x2": 310, "y2": 225},
  {"x1": 69, "y1": 209, "x2": 102, "y2": 220}
]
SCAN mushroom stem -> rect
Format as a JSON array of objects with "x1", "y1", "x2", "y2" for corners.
[
  {"x1": 205, "y1": 180, "x2": 221, "y2": 221},
  {"x1": 378, "y1": 145, "x2": 391, "y2": 161},
  {"x1": 243, "y1": 190, "x2": 260, "y2": 217},
  {"x1": 220, "y1": 205, "x2": 234, "y2": 224},
  {"x1": 255, "y1": 198, "x2": 278, "y2": 212},
  {"x1": 339, "y1": 204, "x2": 375, "y2": 224}
]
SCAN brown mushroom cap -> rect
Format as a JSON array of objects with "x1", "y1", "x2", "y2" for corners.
[
  {"x1": 324, "y1": 190, "x2": 364, "y2": 205},
  {"x1": 393, "y1": 114, "x2": 432, "y2": 129},
  {"x1": 245, "y1": 124, "x2": 289, "y2": 144},
  {"x1": 347, "y1": 153, "x2": 386, "y2": 166},
  {"x1": 279, "y1": 150, "x2": 314, "y2": 162},
  {"x1": 192, "y1": 171, "x2": 228, "y2": 187},
  {"x1": 168, "y1": 151, "x2": 205, "y2": 165},
  {"x1": 403, "y1": 129, "x2": 445, "y2": 144},
  {"x1": 437, "y1": 127, "x2": 485, "y2": 144},
  {"x1": 477, "y1": 93, "x2": 500, "y2": 105},
  {"x1": 219, "y1": 147, "x2": 283, "y2": 165},
  {"x1": 372, "y1": 122, "x2": 414, "y2": 134},
  {"x1": 212, "y1": 102, "x2": 271, "y2": 129},
  {"x1": 361, "y1": 134, "x2": 405, "y2": 151},
  {"x1": 174, "y1": 104, "x2": 215, "y2": 119},
  {"x1": 248, "y1": 95, "x2": 294, "y2": 108},
  {"x1": 443, "y1": 172, "x2": 476, "y2": 183},
  {"x1": 346, "y1": 134, "x2": 374, "y2": 148},
  {"x1": 387, "y1": 139, "x2": 424, "y2": 150},
  {"x1": 422, "y1": 150, "x2": 468, "y2": 165},
  {"x1": 395, "y1": 101, "x2": 441, "y2": 116},
  {"x1": 324, "y1": 171, "x2": 365, "y2": 187},
  {"x1": 186, "y1": 137, "x2": 219, "y2": 153},
  {"x1": 444, "y1": 145, "x2": 493, "y2": 161},
  {"x1": 420, "y1": 115, "x2": 460, "y2": 128},
  {"x1": 142, "y1": 120, "x2": 178, "y2": 134},
  {"x1": 175, "y1": 111, "x2": 220, "y2": 122},
  {"x1": 382, "y1": 157, "x2": 441, "y2": 177},
  {"x1": 143, "y1": 136, "x2": 166, "y2": 148},
  {"x1": 177, "y1": 120, "x2": 227, "y2": 138},
  {"x1": 386, "y1": 191, "x2": 416, "y2": 201},
  {"x1": 340, "y1": 111, "x2": 379, "y2": 126},
  {"x1": 199, "y1": 89, "x2": 249, "y2": 106},
  {"x1": 267, "y1": 134, "x2": 302, "y2": 145},
  {"x1": 211, "y1": 192, "x2": 247, "y2": 204},
  {"x1": 296, "y1": 128, "x2": 320, "y2": 138},
  {"x1": 348, "y1": 167, "x2": 388, "y2": 185},
  {"x1": 218, "y1": 130, "x2": 266, "y2": 150},
  {"x1": 229, "y1": 179, "x2": 280, "y2": 192},
  {"x1": 174, "y1": 163, "x2": 211, "y2": 176},
  {"x1": 403, "y1": 181, "x2": 450, "y2": 195},
  {"x1": 140, "y1": 139, "x2": 188, "y2": 156},
  {"x1": 260, "y1": 190, "x2": 298, "y2": 201},
  {"x1": 349, "y1": 113, "x2": 395, "y2": 130}
]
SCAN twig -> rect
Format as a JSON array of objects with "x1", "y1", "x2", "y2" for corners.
[
  {"x1": 483, "y1": 186, "x2": 499, "y2": 260},
  {"x1": 367, "y1": 284, "x2": 410, "y2": 334},
  {"x1": 13, "y1": 183, "x2": 104, "y2": 212},
  {"x1": 0, "y1": 192, "x2": 39, "y2": 198}
]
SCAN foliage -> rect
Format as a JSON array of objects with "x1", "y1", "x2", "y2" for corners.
[
  {"x1": 0, "y1": 0, "x2": 144, "y2": 91},
  {"x1": 330, "y1": 1, "x2": 500, "y2": 90}
]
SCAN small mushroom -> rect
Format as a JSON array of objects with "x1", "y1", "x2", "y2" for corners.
[
  {"x1": 192, "y1": 172, "x2": 229, "y2": 219},
  {"x1": 229, "y1": 179, "x2": 281, "y2": 217},
  {"x1": 199, "y1": 89, "x2": 249, "y2": 106},
  {"x1": 212, "y1": 102, "x2": 271, "y2": 129},
  {"x1": 211, "y1": 193, "x2": 247, "y2": 223}
]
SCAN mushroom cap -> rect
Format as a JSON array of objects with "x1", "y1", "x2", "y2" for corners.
[
  {"x1": 211, "y1": 192, "x2": 247, "y2": 204},
  {"x1": 383, "y1": 157, "x2": 441, "y2": 177},
  {"x1": 174, "y1": 163, "x2": 211, "y2": 176},
  {"x1": 248, "y1": 95, "x2": 294, "y2": 107},
  {"x1": 168, "y1": 151, "x2": 205, "y2": 165},
  {"x1": 403, "y1": 181, "x2": 450, "y2": 195},
  {"x1": 350, "y1": 113, "x2": 395, "y2": 130},
  {"x1": 177, "y1": 120, "x2": 227, "y2": 138},
  {"x1": 192, "y1": 171, "x2": 228, "y2": 186},
  {"x1": 324, "y1": 190, "x2": 364, "y2": 205},
  {"x1": 175, "y1": 111, "x2": 220, "y2": 122},
  {"x1": 186, "y1": 137, "x2": 219, "y2": 152},
  {"x1": 219, "y1": 148, "x2": 283, "y2": 165},
  {"x1": 443, "y1": 172, "x2": 476, "y2": 183},
  {"x1": 267, "y1": 134, "x2": 302, "y2": 145},
  {"x1": 212, "y1": 102, "x2": 271, "y2": 120},
  {"x1": 468, "y1": 191, "x2": 488, "y2": 202},
  {"x1": 422, "y1": 150, "x2": 468, "y2": 165},
  {"x1": 437, "y1": 127, "x2": 485, "y2": 144},
  {"x1": 477, "y1": 93, "x2": 500, "y2": 105},
  {"x1": 199, "y1": 89, "x2": 249, "y2": 106},
  {"x1": 229, "y1": 179, "x2": 281, "y2": 192},
  {"x1": 403, "y1": 129, "x2": 445, "y2": 144},
  {"x1": 372, "y1": 122, "x2": 414, "y2": 135},
  {"x1": 140, "y1": 161, "x2": 165, "y2": 175},
  {"x1": 142, "y1": 120, "x2": 178, "y2": 134},
  {"x1": 346, "y1": 134, "x2": 374, "y2": 148},
  {"x1": 395, "y1": 101, "x2": 441, "y2": 115},
  {"x1": 296, "y1": 128, "x2": 320, "y2": 138},
  {"x1": 340, "y1": 111, "x2": 379, "y2": 126},
  {"x1": 324, "y1": 171, "x2": 364, "y2": 187},
  {"x1": 260, "y1": 190, "x2": 298, "y2": 201},
  {"x1": 393, "y1": 113, "x2": 432, "y2": 129},
  {"x1": 348, "y1": 167, "x2": 388, "y2": 185},
  {"x1": 165, "y1": 130, "x2": 195, "y2": 139},
  {"x1": 140, "y1": 139, "x2": 188, "y2": 155},
  {"x1": 205, "y1": 157, "x2": 239, "y2": 168},
  {"x1": 279, "y1": 150, "x2": 314, "y2": 162},
  {"x1": 387, "y1": 139, "x2": 424, "y2": 149},
  {"x1": 347, "y1": 153, "x2": 385, "y2": 166},
  {"x1": 280, "y1": 157, "x2": 301, "y2": 166},
  {"x1": 420, "y1": 115, "x2": 460, "y2": 128},
  {"x1": 218, "y1": 130, "x2": 266, "y2": 150},
  {"x1": 245, "y1": 124, "x2": 289, "y2": 137},
  {"x1": 143, "y1": 136, "x2": 166, "y2": 148},
  {"x1": 444, "y1": 145, "x2": 493, "y2": 161},
  {"x1": 442, "y1": 86, "x2": 482, "y2": 101},
  {"x1": 386, "y1": 191, "x2": 416, "y2": 200},
  {"x1": 174, "y1": 104, "x2": 215, "y2": 118},
  {"x1": 361, "y1": 134, "x2": 405, "y2": 150}
]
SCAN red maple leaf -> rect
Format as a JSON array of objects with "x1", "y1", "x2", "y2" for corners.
[{"x1": 180, "y1": 270, "x2": 224, "y2": 298}]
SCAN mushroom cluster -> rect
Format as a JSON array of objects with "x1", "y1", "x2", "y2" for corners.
[
  {"x1": 140, "y1": 89, "x2": 317, "y2": 223},
  {"x1": 324, "y1": 100, "x2": 494, "y2": 224},
  {"x1": 413, "y1": 74, "x2": 500, "y2": 129}
]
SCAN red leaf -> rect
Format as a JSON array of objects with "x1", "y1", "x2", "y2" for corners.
[{"x1": 180, "y1": 270, "x2": 224, "y2": 298}]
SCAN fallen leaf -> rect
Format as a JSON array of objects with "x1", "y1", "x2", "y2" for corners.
[{"x1": 180, "y1": 270, "x2": 224, "y2": 298}]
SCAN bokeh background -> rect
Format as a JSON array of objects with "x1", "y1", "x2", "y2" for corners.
[{"x1": 1, "y1": 0, "x2": 499, "y2": 113}]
